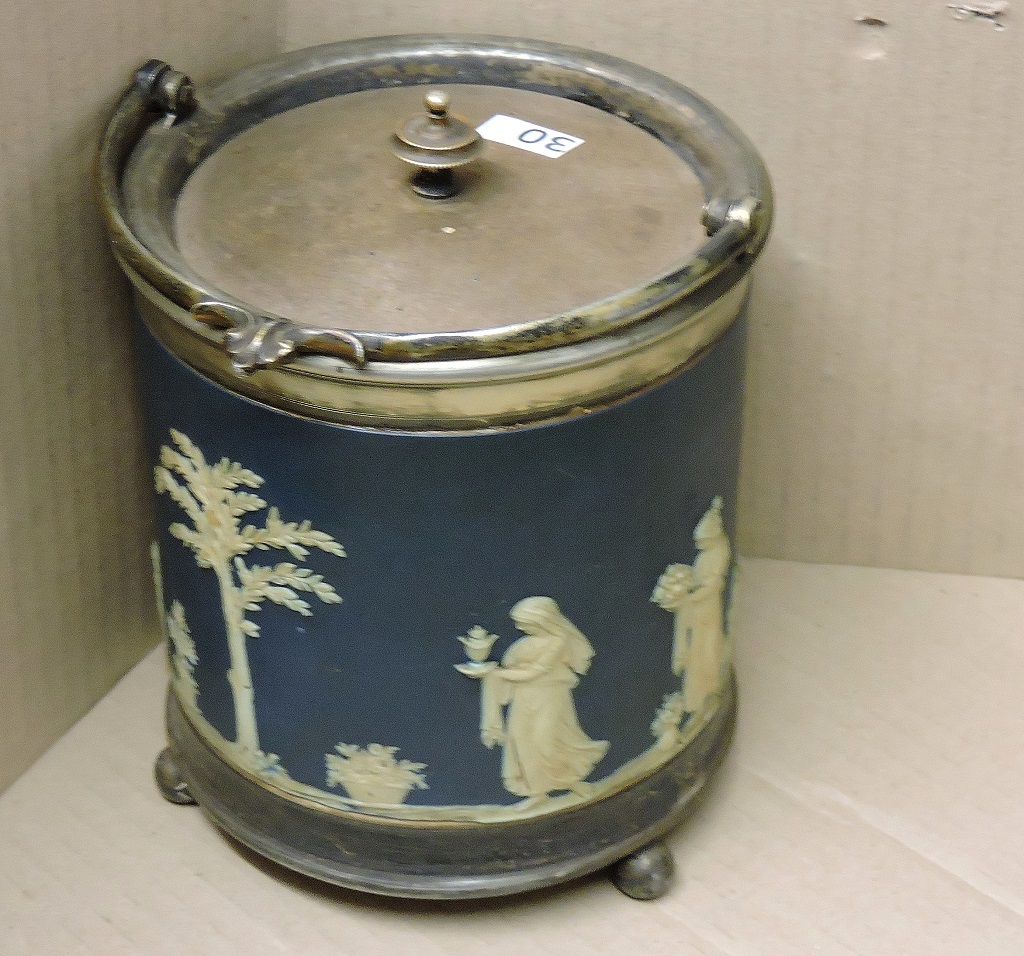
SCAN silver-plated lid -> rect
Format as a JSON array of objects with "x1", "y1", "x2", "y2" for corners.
[
  {"x1": 99, "y1": 36, "x2": 772, "y2": 376},
  {"x1": 171, "y1": 84, "x2": 709, "y2": 337}
]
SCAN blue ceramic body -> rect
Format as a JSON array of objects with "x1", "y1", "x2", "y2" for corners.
[{"x1": 141, "y1": 310, "x2": 745, "y2": 819}]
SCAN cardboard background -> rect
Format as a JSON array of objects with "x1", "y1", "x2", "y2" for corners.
[{"x1": 0, "y1": 0, "x2": 279, "y2": 793}]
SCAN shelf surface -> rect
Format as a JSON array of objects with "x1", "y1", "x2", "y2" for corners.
[{"x1": 2, "y1": 558, "x2": 1023, "y2": 955}]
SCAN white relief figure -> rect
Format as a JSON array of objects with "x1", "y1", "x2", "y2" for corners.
[
  {"x1": 155, "y1": 429, "x2": 346, "y2": 776},
  {"x1": 325, "y1": 743, "x2": 428, "y2": 805},
  {"x1": 652, "y1": 496, "x2": 732, "y2": 719},
  {"x1": 166, "y1": 600, "x2": 200, "y2": 711},
  {"x1": 457, "y1": 597, "x2": 609, "y2": 806}
]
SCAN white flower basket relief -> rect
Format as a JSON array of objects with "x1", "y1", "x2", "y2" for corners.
[{"x1": 325, "y1": 743, "x2": 428, "y2": 805}]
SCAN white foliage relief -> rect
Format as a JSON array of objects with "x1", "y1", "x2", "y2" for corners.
[
  {"x1": 650, "y1": 691, "x2": 687, "y2": 743},
  {"x1": 167, "y1": 600, "x2": 199, "y2": 711},
  {"x1": 155, "y1": 429, "x2": 346, "y2": 776},
  {"x1": 325, "y1": 743, "x2": 429, "y2": 805}
]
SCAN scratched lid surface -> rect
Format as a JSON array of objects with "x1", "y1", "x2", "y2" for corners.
[{"x1": 172, "y1": 84, "x2": 707, "y2": 334}]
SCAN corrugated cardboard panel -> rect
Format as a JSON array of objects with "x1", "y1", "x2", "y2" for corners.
[
  {"x1": 284, "y1": 2, "x2": 1024, "y2": 577},
  {"x1": 0, "y1": 0, "x2": 281, "y2": 794}
]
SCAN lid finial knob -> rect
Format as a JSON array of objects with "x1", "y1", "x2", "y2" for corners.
[
  {"x1": 424, "y1": 90, "x2": 450, "y2": 116},
  {"x1": 392, "y1": 89, "x2": 484, "y2": 199}
]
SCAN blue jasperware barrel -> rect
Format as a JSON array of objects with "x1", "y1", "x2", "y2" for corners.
[{"x1": 98, "y1": 36, "x2": 772, "y2": 899}]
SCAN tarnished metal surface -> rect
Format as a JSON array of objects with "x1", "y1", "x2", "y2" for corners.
[
  {"x1": 189, "y1": 300, "x2": 367, "y2": 374},
  {"x1": 610, "y1": 841, "x2": 676, "y2": 900},
  {"x1": 174, "y1": 85, "x2": 705, "y2": 332},
  {"x1": 393, "y1": 89, "x2": 484, "y2": 197},
  {"x1": 130, "y1": 262, "x2": 749, "y2": 429},
  {"x1": 154, "y1": 746, "x2": 197, "y2": 805},
  {"x1": 165, "y1": 675, "x2": 736, "y2": 899},
  {"x1": 98, "y1": 36, "x2": 772, "y2": 379}
]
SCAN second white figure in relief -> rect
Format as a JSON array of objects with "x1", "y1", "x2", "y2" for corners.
[
  {"x1": 458, "y1": 597, "x2": 609, "y2": 805},
  {"x1": 651, "y1": 496, "x2": 732, "y2": 717}
]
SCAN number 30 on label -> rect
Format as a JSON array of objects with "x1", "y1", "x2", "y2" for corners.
[{"x1": 476, "y1": 114, "x2": 585, "y2": 159}]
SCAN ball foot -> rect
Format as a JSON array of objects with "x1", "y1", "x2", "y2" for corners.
[
  {"x1": 155, "y1": 747, "x2": 197, "y2": 805},
  {"x1": 609, "y1": 840, "x2": 675, "y2": 900}
]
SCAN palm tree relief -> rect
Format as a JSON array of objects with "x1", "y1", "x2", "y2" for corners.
[
  {"x1": 155, "y1": 429, "x2": 346, "y2": 773},
  {"x1": 457, "y1": 597, "x2": 608, "y2": 808}
]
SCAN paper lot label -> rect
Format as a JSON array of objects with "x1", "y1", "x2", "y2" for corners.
[{"x1": 476, "y1": 114, "x2": 585, "y2": 158}]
